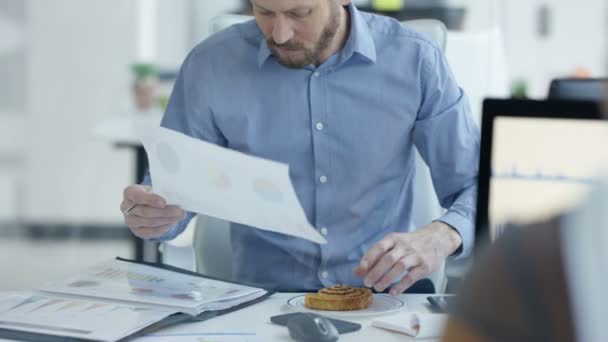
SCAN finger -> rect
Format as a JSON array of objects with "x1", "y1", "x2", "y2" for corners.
[
  {"x1": 356, "y1": 235, "x2": 397, "y2": 276},
  {"x1": 389, "y1": 267, "x2": 426, "y2": 295},
  {"x1": 124, "y1": 185, "x2": 166, "y2": 208},
  {"x1": 364, "y1": 248, "x2": 405, "y2": 289},
  {"x1": 129, "y1": 205, "x2": 186, "y2": 219},
  {"x1": 131, "y1": 224, "x2": 173, "y2": 239},
  {"x1": 374, "y1": 254, "x2": 421, "y2": 292},
  {"x1": 126, "y1": 215, "x2": 180, "y2": 230}
]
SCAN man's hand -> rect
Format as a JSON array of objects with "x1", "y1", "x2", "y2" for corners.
[
  {"x1": 120, "y1": 184, "x2": 186, "y2": 239},
  {"x1": 354, "y1": 222, "x2": 462, "y2": 295}
]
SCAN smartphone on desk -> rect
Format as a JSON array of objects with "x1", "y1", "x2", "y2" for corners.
[
  {"x1": 427, "y1": 295, "x2": 457, "y2": 313},
  {"x1": 270, "y1": 313, "x2": 361, "y2": 334}
]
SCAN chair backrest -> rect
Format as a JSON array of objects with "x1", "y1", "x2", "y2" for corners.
[
  {"x1": 445, "y1": 28, "x2": 510, "y2": 126},
  {"x1": 190, "y1": 15, "x2": 448, "y2": 291},
  {"x1": 209, "y1": 14, "x2": 252, "y2": 36},
  {"x1": 402, "y1": 19, "x2": 447, "y2": 52},
  {"x1": 548, "y1": 78, "x2": 608, "y2": 102}
]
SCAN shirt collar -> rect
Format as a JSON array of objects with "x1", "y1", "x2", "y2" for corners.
[
  {"x1": 340, "y1": 2, "x2": 377, "y2": 64},
  {"x1": 257, "y1": 3, "x2": 377, "y2": 69}
]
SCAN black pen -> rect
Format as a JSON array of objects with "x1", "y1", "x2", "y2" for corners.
[{"x1": 123, "y1": 203, "x2": 138, "y2": 216}]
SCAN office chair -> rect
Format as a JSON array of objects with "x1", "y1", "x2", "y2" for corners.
[
  {"x1": 445, "y1": 28, "x2": 510, "y2": 125},
  {"x1": 163, "y1": 14, "x2": 449, "y2": 293},
  {"x1": 548, "y1": 78, "x2": 608, "y2": 102}
]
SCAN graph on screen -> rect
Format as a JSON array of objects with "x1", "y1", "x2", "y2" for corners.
[{"x1": 489, "y1": 116, "x2": 608, "y2": 238}]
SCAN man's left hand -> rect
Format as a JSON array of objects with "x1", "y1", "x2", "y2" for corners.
[{"x1": 354, "y1": 221, "x2": 462, "y2": 295}]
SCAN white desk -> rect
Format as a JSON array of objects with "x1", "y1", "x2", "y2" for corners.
[
  {"x1": 0, "y1": 292, "x2": 442, "y2": 341},
  {"x1": 136, "y1": 293, "x2": 441, "y2": 341}
]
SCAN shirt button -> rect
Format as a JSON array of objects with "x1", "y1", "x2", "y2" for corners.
[
  {"x1": 313, "y1": 71, "x2": 321, "y2": 77},
  {"x1": 315, "y1": 122, "x2": 324, "y2": 131},
  {"x1": 322, "y1": 271, "x2": 329, "y2": 279},
  {"x1": 319, "y1": 175, "x2": 328, "y2": 184},
  {"x1": 320, "y1": 227, "x2": 328, "y2": 236}
]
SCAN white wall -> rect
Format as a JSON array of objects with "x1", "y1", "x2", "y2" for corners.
[
  {"x1": 450, "y1": 0, "x2": 496, "y2": 30},
  {"x1": 189, "y1": 1, "x2": 241, "y2": 46},
  {"x1": 500, "y1": 0, "x2": 607, "y2": 97},
  {"x1": 17, "y1": 0, "x2": 245, "y2": 225},
  {"x1": 155, "y1": 0, "x2": 190, "y2": 68},
  {"x1": 0, "y1": 115, "x2": 24, "y2": 222},
  {"x1": 23, "y1": 0, "x2": 135, "y2": 224},
  {"x1": 453, "y1": 0, "x2": 606, "y2": 98},
  {"x1": 135, "y1": 0, "x2": 243, "y2": 72},
  {"x1": 0, "y1": 0, "x2": 26, "y2": 223}
]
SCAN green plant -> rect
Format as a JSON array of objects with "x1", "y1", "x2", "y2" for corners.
[
  {"x1": 131, "y1": 63, "x2": 158, "y2": 80},
  {"x1": 511, "y1": 79, "x2": 528, "y2": 99}
]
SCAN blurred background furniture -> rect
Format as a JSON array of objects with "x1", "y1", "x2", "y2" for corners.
[
  {"x1": 239, "y1": 0, "x2": 467, "y2": 30},
  {"x1": 358, "y1": 3, "x2": 466, "y2": 30},
  {"x1": 163, "y1": 15, "x2": 450, "y2": 293},
  {"x1": 444, "y1": 27, "x2": 510, "y2": 126},
  {"x1": 547, "y1": 78, "x2": 608, "y2": 102},
  {"x1": 93, "y1": 115, "x2": 163, "y2": 262}
]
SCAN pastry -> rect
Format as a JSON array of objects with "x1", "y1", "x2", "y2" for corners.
[{"x1": 304, "y1": 285, "x2": 373, "y2": 311}]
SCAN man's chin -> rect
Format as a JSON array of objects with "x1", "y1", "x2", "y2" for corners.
[
  {"x1": 276, "y1": 58, "x2": 308, "y2": 69},
  {"x1": 273, "y1": 50, "x2": 313, "y2": 69}
]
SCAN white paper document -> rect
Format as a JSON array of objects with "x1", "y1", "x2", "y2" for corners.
[
  {"x1": 138, "y1": 332, "x2": 260, "y2": 341},
  {"x1": 41, "y1": 259, "x2": 266, "y2": 316},
  {"x1": 0, "y1": 293, "x2": 176, "y2": 342},
  {"x1": 137, "y1": 126, "x2": 327, "y2": 244}
]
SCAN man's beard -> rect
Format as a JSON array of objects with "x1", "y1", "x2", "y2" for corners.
[{"x1": 267, "y1": 4, "x2": 341, "y2": 69}]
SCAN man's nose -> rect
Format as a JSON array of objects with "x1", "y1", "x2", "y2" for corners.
[{"x1": 272, "y1": 16, "x2": 294, "y2": 45}]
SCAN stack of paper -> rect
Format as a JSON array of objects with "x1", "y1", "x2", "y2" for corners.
[
  {"x1": 0, "y1": 293, "x2": 177, "y2": 342},
  {"x1": 0, "y1": 259, "x2": 269, "y2": 342},
  {"x1": 40, "y1": 259, "x2": 267, "y2": 316}
]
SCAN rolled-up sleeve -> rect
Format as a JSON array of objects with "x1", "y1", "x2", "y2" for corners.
[{"x1": 413, "y1": 44, "x2": 480, "y2": 258}]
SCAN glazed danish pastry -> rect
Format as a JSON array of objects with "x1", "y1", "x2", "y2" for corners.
[{"x1": 304, "y1": 285, "x2": 373, "y2": 311}]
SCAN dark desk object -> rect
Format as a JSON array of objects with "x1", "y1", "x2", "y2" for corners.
[
  {"x1": 272, "y1": 313, "x2": 361, "y2": 335},
  {"x1": 116, "y1": 143, "x2": 161, "y2": 263},
  {"x1": 427, "y1": 295, "x2": 457, "y2": 313},
  {"x1": 287, "y1": 314, "x2": 339, "y2": 342},
  {"x1": 237, "y1": 3, "x2": 466, "y2": 31},
  {"x1": 548, "y1": 78, "x2": 608, "y2": 102},
  {"x1": 93, "y1": 116, "x2": 163, "y2": 263},
  {"x1": 354, "y1": 6, "x2": 466, "y2": 30}
]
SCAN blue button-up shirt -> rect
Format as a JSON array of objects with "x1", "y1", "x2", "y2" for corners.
[{"x1": 150, "y1": 4, "x2": 480, "y2": 291}]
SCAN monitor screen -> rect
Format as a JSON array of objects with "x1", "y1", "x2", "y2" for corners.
[{"x1": 488, "y1": 116, "x2": 608, "y2": 240}]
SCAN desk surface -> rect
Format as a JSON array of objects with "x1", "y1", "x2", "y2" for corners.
[
  {"x1": 136, "y1": 293, "x2": 440, "y2": 342},
  {"x1": 93, "y1": 115, "x2": 162, "y2": 145},
  {"x1": 0, "y1": 293, "x2": 441, "y2": 341}
]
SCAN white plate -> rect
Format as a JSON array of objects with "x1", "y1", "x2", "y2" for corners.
[{"x1": 286, "y1": 294, "x2": 406, "y2": 318}]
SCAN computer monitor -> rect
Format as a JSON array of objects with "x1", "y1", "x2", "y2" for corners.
[
  {"x1": 548, "y1": 78, "x2": 607, "y2": 102},
  {"x1": 475, "y1": 99, "x2": 605, "y2": 248}
]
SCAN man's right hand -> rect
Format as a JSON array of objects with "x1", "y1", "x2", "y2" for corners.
[{"x1": 121, "y1": 184, "x2": 187, "y2": 239}]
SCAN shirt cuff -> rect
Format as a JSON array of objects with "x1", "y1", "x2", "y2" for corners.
[
  {"x1": 140, "y1": 173, "x2": 195, "y2": 242},
  {"x1": 436, "y1": 210, "x2": 474, "y2": 259},
  {"x1": 151, "y1": 211, "x2": 195, "y2": 242}
]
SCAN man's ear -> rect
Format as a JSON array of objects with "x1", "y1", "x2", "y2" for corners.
[{"x1": 340, "y1": 0, "x2": 352, "y2": 6}]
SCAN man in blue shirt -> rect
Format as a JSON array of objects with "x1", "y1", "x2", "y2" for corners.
[{"x1": 121, "y1": 0, "x2": 479, "y2": 294}]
